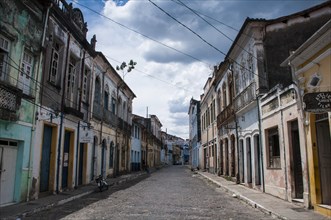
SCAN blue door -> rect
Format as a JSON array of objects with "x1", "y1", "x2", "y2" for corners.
[
  {"x1": 62, "y1": 131, "x2": 70, "y2": 189},
  {"x1": 40, "y1": 125, "x2": 52, "y2": 192}
]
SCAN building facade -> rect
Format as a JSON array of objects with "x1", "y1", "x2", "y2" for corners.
[
  {"x1": 200, "y1": 75, "x2": 218, "y2": 173},
  {"x1": 284, "y1": 19, "x2": 331, "y2": 216},
  {"x1": 0, "y1": 0, "x2": 45, "y2": 205},
  {"x1": 188, "y1": 98, "x2": 201, "y2": 169}
]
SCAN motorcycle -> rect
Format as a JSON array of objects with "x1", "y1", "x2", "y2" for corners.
[{"x1": 95, "y1": 175, "x2": 109, "y2": 192}]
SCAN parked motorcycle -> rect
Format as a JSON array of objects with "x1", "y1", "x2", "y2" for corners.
[{"x1": 95, "y1": 175, "x2": 109, "y2": 192}]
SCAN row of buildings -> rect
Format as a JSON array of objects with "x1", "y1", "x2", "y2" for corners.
[
  {"x1": 188, "y1": 1, "x2": 331, "y2": 217},
  {"x1": 0, "y1": 0, "x2": 188, "y2": 207}
]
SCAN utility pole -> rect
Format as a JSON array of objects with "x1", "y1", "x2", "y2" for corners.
[{"x1": 114, "y1": 60, "x2": 136, "y2": 176}]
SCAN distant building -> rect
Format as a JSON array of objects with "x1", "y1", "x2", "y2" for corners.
[{"x1": 188, "y1": 98, "x2": 201, "y2": 169}]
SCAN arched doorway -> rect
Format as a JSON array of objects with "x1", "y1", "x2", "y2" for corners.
[
  {"x1": 246, "y1": 137, "x2": 252, "y2": 184},
  {"x1": 231, "y1": 135, "x2": 236, "y2": 177},
  {"x1": 254, "y1": 134, "x2": 261, "y2": 186},
  {"x1": 220, "y1": 140, "x2": 223, "y2": 175},
  {"x1": 225, "y1": 138, "x2": 229, "y2": 176},
  {"x1": 101, "y1": 139, "x2": 106, "y2": 177}
]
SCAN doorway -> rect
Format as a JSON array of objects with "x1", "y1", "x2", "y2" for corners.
[
  {"x1": 231, "y1": 135, "x2": 235, "y2": 177},
  {"x1": 315, "y1": 114, "x2": 331, "y2": 205},
  {"x1": 225, "y1": 138, "x2": 229, "y2": 176},
  {"x1": 0, "y1": 140, "x2": 18, "y2": 205},
  {"x1": 62, "y1": 130, "x2": 73, "y2": 190},
  {"x1": 220, "y1": 140, "x2": 223, "y2": 175},
  {"x1": 40, "y1": 125, "x2": 53, "y2": 192},
  {"x1": 254, "y1": 135, "x2": 261, "y2": 185},
  {"x1": 240, "y1": 139, "x2": 244, "y2": 183},
  {"x1": 101, "y1": 140, "x2": 106, "y2": 177},
  {"x1": 78, "y1": 143, "x2": 85, "y2": 185},
  {"x1": 246, "y1": 137, "x2": 252, "y2": 184},
  {"x1": 290, "y1": 120, "x2": 303, "y2": 199}
]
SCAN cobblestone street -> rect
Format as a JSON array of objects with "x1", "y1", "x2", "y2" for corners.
[{"x1": 25, "y1": 166, "x2": 274, "y2": 219}]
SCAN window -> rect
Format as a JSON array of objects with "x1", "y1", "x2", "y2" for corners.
[
  {"x1": 82, "y1": 68, "x2": 89, "y2": 102},
  {"x1": 134, "y1": 125, "x2": 140, "y2": 139},
  {"x1": 123, "y1": 101, "x2": 126, "y2": 119},
  {"x1": 267, "y1": 127, "x2": 281, "y2": 168},
  {"x1": 94, "y1": 77, "x2": 101, "y2": 103},
  {"x1": 222, "y1": 83, "x2": 227, "y2": 109},
  {"x1": 66, "y1": 56, "x2": 77, "y2": 106},
  {"x1": 213, "y1": 99, "x2": 216, "y2": 121},
  {"x1": 111, "y1": 97, "x2": 116, "y2": 113},
  {"x1": 0, "y1": 35, "x2": 10, "y2": 81},
  {"x1": 234, "y1": 68, "x2": 240, "y2": 95},
  {"x1": 49, "y1": 42, "x2": 60, "y2": 84},
  {"x1": 104, "y1": 84, "x2": 109, "y2": 110},
  {"x1": 19, "y1": 51, "x2": 33, "y2": 94}
]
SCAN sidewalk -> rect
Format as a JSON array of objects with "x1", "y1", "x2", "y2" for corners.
[
  {"x1": 0, "y1": 171, "x2": 148, "y2": 220},
  {"x1": 197, "y1": 171, "x2": 330, "y2": 220}
]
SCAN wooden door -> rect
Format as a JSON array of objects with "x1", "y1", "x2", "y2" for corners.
[
  {"x1": 0, "y1": 142, "x2": 17, "y2": 205},
  {"x1": 291, "y1": 120, "x2": 303, "y2": 199},
  {"x1": 316, "y1": 119, "x2": 331, "y2": 205},
  {"x1": 40, "y1": 126, "x2": 52, "y2": 192},
  {"x1": 62, "y1": 131, "x2": 71, "y2": 189}
]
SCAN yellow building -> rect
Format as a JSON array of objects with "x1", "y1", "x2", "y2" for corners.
[{"x1": 283, "y1": 19, "x2": 331, "y2": 217}]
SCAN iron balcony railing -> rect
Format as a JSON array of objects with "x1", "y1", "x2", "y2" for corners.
[
  {"x1": 0, "y1": 81, "x2": 22, "y2": 121},
  {"x1": 93, "y1": 102, "x2": 132, "y2": 134},
  {"x1": 217, "y1": 103, "x2": 234, "y2": 127},
  {"x1": 234, "y1": 82, "x2": 256, "y2": 112},
  {"x1": 103, "y1": 108, "x2": 117, "y2": 127}
]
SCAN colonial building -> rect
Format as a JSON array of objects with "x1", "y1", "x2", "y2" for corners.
[
  {"x1": 90, "y1": 52, "x2": 135, "y2": 178},
  {"x1": 198, "y1": 0, "x2": 331, "y2": 210},
  {"x1": 215, "y1": 61, "x2": 238, "y2": 180},
  {"x1": 149, "y1": 115, "x2": 162, "y2": 167},
  {"x1": 131, "y1": 115, "x2": 143, "y2": 171},
  {"x1": 0, "y1": 0, "x2": 45, "y2": 205},
  {"x1": 200, "y1": 74, "x2": 218, "y2": 173},
  {"x1": 188, "y1": 98, "x2": 201, "y2": 169},
  {"x1": 260, "y1": 84, "x2": 307, "y2": 204},
  {"x1": 283, "y1": 19, "x2": 331, "y2": 216},
  {"x1": 0, "y1": 0, "x2": 137, "y2": 205}
]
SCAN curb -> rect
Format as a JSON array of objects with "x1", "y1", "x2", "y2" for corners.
[
  {"x1": 197, "y1": 172, "x2": 287, "y2": 220},
  {"x1": 11, "y1": 172, "x2": 148, "y2": 219}
]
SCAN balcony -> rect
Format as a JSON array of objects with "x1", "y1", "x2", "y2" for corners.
[
  {"x1": 117, "y1": 117, "x2": 132, "y2": 135},
  {"x1": 234, "y1": 82, "x2": 256, "y2": 112},
  {"x1": 217, "y1": 103, "x2": 234, "y2": 128},
  {"x1": 103, "y1": 108, "x2": 117, "y2": 127},
  {"x1": 0, "y1": 81, "x2": 22, "y2": 121}
]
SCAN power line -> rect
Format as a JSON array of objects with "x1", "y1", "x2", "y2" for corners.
[
  {"x1": 148, "y1": 0, "x2": 268, "y2": 81},
  {"x1": 70, "y1": 0, "x2": 210, "y2": 66},
  {"x1": 173, "y1": 0, "x2": 263, "y2": 64},
  {"x1": 104, "y1": 54, "x2": 195, "y2": 93},
  {"x1": 2, "y1": 65, "x2": 120, "y2": 139},
  {"x1": 148, "y1": 0, "x2": 227, "y2": 57}
]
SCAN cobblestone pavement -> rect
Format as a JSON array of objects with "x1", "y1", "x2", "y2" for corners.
[{"x1": 24, "y1": 166, "x2": 274, "y2": 220}]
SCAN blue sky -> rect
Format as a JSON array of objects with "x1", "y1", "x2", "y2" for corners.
[{"x1": 69, "y1": 0, "x2": 326, "y2": 138}]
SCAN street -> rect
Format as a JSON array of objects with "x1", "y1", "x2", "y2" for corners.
[{"x1": 24, "y1": 166, "x2": 274, "y2": 219}]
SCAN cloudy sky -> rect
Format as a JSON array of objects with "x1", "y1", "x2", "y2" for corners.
[{"x1": 69, "y1": 0, "x2": 325, "y2": 139}]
